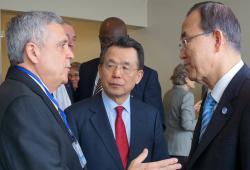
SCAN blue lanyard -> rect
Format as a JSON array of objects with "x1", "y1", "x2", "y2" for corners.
[{"x1": 15, "y1": 66, "x2": 75, "y2": 139}]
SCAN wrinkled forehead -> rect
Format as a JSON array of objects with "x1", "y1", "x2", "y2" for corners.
[
  {"x1": 105, "y1": 46, "x2": 138, "y2": 63},
  {"x1": 44, "y1": 23, "x2": 68, "y2": 42}
]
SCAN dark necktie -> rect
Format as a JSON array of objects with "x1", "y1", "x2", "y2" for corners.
[
  {"x1": 199, "y1": 92, "x2": 217, "y2": 141},
  {"x1": 93, "y1": 78, "x2": 102, "y2": 95},
  {"x1": 115, "y1": 106, "x2": 129, "y2": 169}
]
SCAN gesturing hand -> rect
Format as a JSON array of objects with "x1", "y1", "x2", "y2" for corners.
[{"x1": 128, "y1": 149, "x2": 182, "y2": 170}]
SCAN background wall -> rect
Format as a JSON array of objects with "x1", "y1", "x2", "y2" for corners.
[
  {"x1": 0, "y1": 0, "x2": 148, "y2": 27},
  {"x1": 131, "y1": 0, "x2": 250, "y2": 101},
  {"x1": 0, "y1": 0, "x2": 147, "y2": 83},
  {"x1": 1, "y1": 0, "x2": 250, "y2": 102},
  {"x1": 0, "y1": 10, "x2": 139, "y2": 80}
]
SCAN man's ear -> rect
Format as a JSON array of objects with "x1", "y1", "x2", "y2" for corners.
[
  {"x1": 213, "y1": 29, "x2": 224, "y2": 52},
  {"x1": 24, "y1": 42, "x2": 40, "y2": 64},
  {"x1": 135, "y1": 69, "x2": 144, "y2": 85}
]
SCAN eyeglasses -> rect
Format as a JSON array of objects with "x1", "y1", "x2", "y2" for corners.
[
  {"x1": 179, "y1": 32, "x2": 212, "y2": 49},
  {"x1": 102, "y1": 62, "x2": 139, "y2": 75}
]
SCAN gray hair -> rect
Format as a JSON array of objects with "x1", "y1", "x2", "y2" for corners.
[
  {"x1": 6, "y1": 11, "x2": 64, "y2": 65},
  {"x1": 170, "y1": 64, "x2": 187, "y2": 85},
  {"x1": 187, "y1": 1, "x2": 241, "y2": 52}
]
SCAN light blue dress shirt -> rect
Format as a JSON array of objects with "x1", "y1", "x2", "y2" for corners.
[{"x1": 102, "y1": 91, "x2": 131, "y2": 144}]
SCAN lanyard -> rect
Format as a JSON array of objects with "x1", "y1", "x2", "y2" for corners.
[
  {"x1": 16, "y1": 66, "x2": 87, "y2": 168},
  {"x1": 15, "y1": 66, "x2": 74, "y2": 138}
]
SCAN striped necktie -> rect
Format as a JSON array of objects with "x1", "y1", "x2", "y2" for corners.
[
  {"x1": 199, "y1": 92, "x2": 216, "y2": 141},
  {"x1": 93, "y1": 78, "x2": 102, "y2": 95}
]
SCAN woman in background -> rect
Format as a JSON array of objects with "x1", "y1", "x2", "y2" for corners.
[{"x1": 163, "y1": 63, "x2": 198, "y2": 168}]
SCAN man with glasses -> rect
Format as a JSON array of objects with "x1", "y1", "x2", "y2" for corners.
[
  {"x1": 76, "y1": 17, "x2": 165, "y2": 130},
  {"x1": 180, "y1": 1, "x2": 250, "y2": 170},
  {"x1": 66, "y1": 37, "x2": 181, "y2": 170}
]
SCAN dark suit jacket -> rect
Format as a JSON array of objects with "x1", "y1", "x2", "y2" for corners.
[
  {"x1": 186, "y1": 64, "x2": 250, "y2": 170},
  {"x1": 76, "y1": 58, "x2": 165, "y2": 127},
  {"x1": 0, "y1": 67, "x2": 82, "y2": 170},
  {"x1": 65, "y1": 94, "x2": 169, "y2": 170},
  {"x1": 65, "y1": 82, "x2": 75, "y2": 103}
]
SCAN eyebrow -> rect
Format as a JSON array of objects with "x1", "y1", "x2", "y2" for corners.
[
  {"x1": 106, "y1": 59, "x2": 132, "y2": 66},
  {"x1": 56, "y1": 39, "x2": 68, "y2": 47},
  {"x1": 181, "y1": 32, "x2": 187, "y2": 39}
]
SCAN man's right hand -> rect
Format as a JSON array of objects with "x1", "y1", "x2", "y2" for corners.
[{"x1": 128, "y1": 149, "x2": 182, "y2": 170}]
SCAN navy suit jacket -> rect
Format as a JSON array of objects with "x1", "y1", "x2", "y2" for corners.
[
  {"x1": 0, "y1": 67, "x2": 82, "y2": 170},
  {"x1": 76, "y1": 58, "x2": 165, "y2": 127},
  {"x1": 186, "y1": 64, "x2": 250, "y2": 170},
  {"x1": 65, "y1": 94, "x2": 169, "y2": 170}
]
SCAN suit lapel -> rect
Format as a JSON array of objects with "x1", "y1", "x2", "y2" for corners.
[
  {"x1": 88, "y1": 59, "x2": 99, "y2": 93},
  {"x1": 188, "y1": 65, "x2": 250, "y2": 168},
  {"x1": 89, "y1": 95, "x2": 124, "y2": 170},
  {"x1": 7, "y1": 67, "x2": 72, "y2": 140},
  {"x1": 127, "y1": 98, "x2": 143, "y2": 163}
]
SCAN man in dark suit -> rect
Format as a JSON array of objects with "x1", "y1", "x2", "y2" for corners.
[
  {"x1": 76, "y1": 17, "x2": 165, "y2": 128},
  {"x1": 0, "y1": 11, "x2": 84, "y2": 170},
  {"x1": 179, "y1": 1, "x2": 250, "y2": 170},
  {"x1": 66, "y1": 37, "x2": 181, "y2": 170}
]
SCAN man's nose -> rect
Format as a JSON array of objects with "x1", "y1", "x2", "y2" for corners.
[
  {"x1": 67, "y1": 46, "x2": 74, "y2": 59},
  {"x1": 179, "y1": 48, "x2": 186, "y2": 59},
  {"x1": 112, "y1": 65, "x2": 122, "y2": 77}
]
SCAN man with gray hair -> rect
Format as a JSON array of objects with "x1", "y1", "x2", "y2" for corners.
[
  {"x1": 0, "y1": 11, "x2": 181, "y2": 170},
  {"x1": 0, "y1": 11, "x2": 85, "y2": 170},
  {"x1": 180, "y1": 1, "x2": 250, "y2": 169}
]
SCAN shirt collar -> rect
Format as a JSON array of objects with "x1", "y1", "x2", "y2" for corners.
[
  {"x1": 211, "y1": 60, "x2": 243, "y2": 103},
  {"x1": 102, "y1": 91, "x2": 130, "y2": 113}
]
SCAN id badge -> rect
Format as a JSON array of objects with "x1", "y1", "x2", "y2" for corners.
[{"x1": 72, "y1": 140, "x2": 87, "y2": 168}]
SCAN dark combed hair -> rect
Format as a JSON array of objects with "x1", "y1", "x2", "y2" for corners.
[
  {"x1": 170, "y1": 64, "x2": 188, "y2": 85},
  {"x1": 187, "y1": 1, "x2": 241, "y2": 52},
  {"x1": 100, "y1": 36, "x2": 144, "y2": 70}
]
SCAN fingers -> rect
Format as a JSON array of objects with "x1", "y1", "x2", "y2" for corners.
[
  {"x1": 147, "y1": 158, "x2": 178, "y2": 168},
  {"x1": 128, "y1": 150, "x2": 182, "y2": 170},
  {"x1": 143, "y1": 158, "x2": 182, "y2": 170},
  {"x1": 195, "y1": 100, "x2": 202, "y2": 106},
  {"x1": 133, "y1": 148, "x2": 149, "y2": 164},
  {"x1": 164, "y1": 161, "x2": 182, "y2": 170}
]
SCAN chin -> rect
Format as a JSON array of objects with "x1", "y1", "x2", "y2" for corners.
[
  {"x1": 62, "y1": 77, "x2": 68, "y2": 84},
  {"x1": 188, "y1": 76, "x2": 198, "y2": 83},
  {"x1": 106, "y1": 89, "x2": 124, "y2": 97}
]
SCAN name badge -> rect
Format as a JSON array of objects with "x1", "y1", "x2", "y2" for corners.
[{"x1": 72, "y1": 140, "x2": 87, "y2": 168}]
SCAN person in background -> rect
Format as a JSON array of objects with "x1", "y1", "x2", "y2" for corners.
[
  {"x1": 66, "y1": 36, "x2": 182, "y2": 170},
  {"x1": 0, "y1": 11, "x2": 84, "y2": 170},
  {"x1": 163, "y1": 63, "x2": 197, "y2": 168},
  {"x1": 180, "y1": 1, "x2": 250, "y2": 169},
  {"x1": 53, "y1": 21, "x2": 77, "y2": 108},
  {"x1": 67, "y1": 61, "x2": 81, "y2": 101},
  {"x1": 76, "y1": 17, "x2": 165, "y2": 129},
  {"x1": 0, "y1": 11, "x2": 180, "y2": 170}
]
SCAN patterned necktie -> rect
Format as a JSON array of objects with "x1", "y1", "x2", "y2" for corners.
[
  {"x1": 199, "y1": 92, "x2": 217, "y2": 141},
  {"x1": 93, "y1": 78, "x2": 102, "y2": 95},
  {"x1": 115, "y1": 106, "x2": 129, "y2": 169}
]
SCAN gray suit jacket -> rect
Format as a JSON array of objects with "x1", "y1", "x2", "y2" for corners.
[{"x1": 163, "y1": 86, "x2": 197, "y2": 156}]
